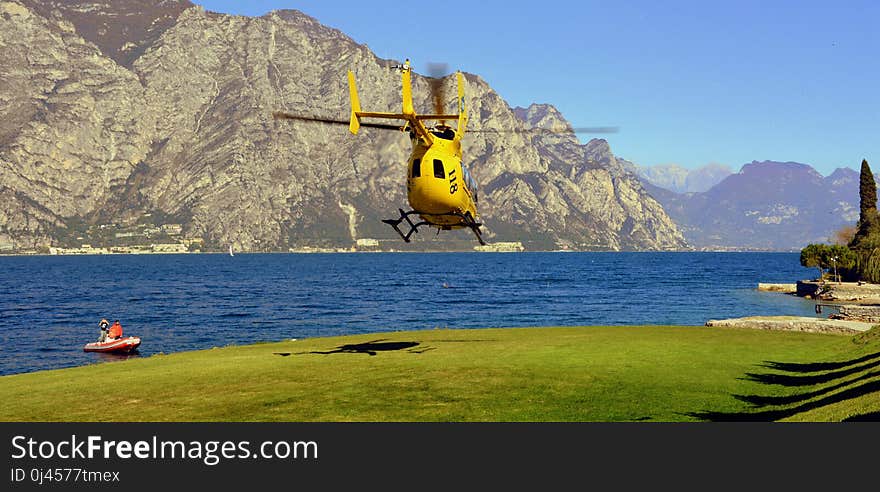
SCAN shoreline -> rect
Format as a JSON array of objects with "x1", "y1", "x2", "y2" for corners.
[
  {"x1": 752, "y1": 279, "x2": 880, "y2": 326},
  {"x1": 0, "y1": 249, "x2": 805, "y2": 257}
]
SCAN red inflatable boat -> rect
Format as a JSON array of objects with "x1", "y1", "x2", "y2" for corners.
[{"x1": 83, "y1": 336, "x2": 141, "y2": 354}]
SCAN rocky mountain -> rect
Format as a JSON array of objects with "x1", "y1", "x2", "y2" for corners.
[
  {"x1": 634, "y1": 163, "x2": 733, "y2": 194},
  {"x1": 644, "y1": 161, "x2": 861, "y2": 251},
  {"x1": 0, "y1": 0, "x2": 687, "y2": 252},
  {"x1": 17, "y1": 0, "x2": 193, "y2": 67}
]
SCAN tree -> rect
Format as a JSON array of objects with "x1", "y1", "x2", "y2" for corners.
[
  {"x1": 859, "y1": 159, "x2": 877, "y2": 227},
  {"x1": 822, "y1": 244, "x2": 856, "y2": 282},
  {"x1": 850, "y1": 159, "x2": 880, "y2": 252},
  {"x1": 831, "y1": 224, "x2": 858, "y2": 246},
  {"x1": 800, "y1": 243, "x2": 827, "y2": 280},
  {"x1": 800, "y1": 243, "x2": 856, "y2": 281},
  {"x1": 847, "y1": 159, "x2": 880, "y2": 282}
]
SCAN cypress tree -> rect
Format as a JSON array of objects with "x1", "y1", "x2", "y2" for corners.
[
  {"x1": 849, "y1": 159, "x2": 880, "y2": 282},
  {"x1": 859, "y1": 159, "x2": 877, "y2": 226}
]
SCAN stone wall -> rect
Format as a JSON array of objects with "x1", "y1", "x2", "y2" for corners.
[
  {"x1": 836, "y1": 305, "x2": 880, "y2": 323},
  {"x1": 706, "y1": 316, "x2": 872, "y2": 335},
  {"x1": 817, "y1": 282, "x2": 880, "y2": 303},
  {"x1": 758, "y1": 283, "x2": 797, "y2": 293}
]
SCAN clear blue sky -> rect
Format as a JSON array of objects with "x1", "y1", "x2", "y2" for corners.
[{"x1": 196, "y1": 0, "x2": 878, "y2": 175}]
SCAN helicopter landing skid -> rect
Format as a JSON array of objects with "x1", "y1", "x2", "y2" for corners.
[
  {"x1": 382, "y1": 208, "x2": 486, "y2": 245},
  {"x1": 382, "y1": 209, "x2": 431, "y2": 243}
]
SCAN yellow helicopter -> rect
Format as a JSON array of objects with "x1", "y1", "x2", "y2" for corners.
[{"x1": 274, "y1": 59, "x2": 615, "y2": 245}]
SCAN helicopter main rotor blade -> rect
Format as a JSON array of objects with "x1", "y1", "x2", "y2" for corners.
[
  {"x1": 273, "y1": 112, "x2": 616, "y2": 133},
  {"x1": 272, "y1": 112, "x2": 403, "y2": 131},
  {"x1": 470, "y1": 126, "x2": 619, "y2": 135}
]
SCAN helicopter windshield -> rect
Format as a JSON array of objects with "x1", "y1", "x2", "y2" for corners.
[
  {"x1": 462, "y1": 165, "x2": 478, "y2": 202},
  {"x1": 431, "y1": 126, "x2": 456, "y2": 140}
]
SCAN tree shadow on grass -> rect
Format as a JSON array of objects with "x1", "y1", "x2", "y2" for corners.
[
  {"x1": 758, "y1": 351, "x2": 880, "y2": 373},
  {"x1": 734, "y1": 371, "x2": 880, "y2": 407},
  {"x1": 741, "y1": 357, "x2": 880, "y2": 387},
  {"x1": 686, "y1": 351, "x2": 880, "y2": 421},
  {"x1": 686, "y1": 378, "x2": 880, "y2": 421},
  {"x1": 843, "y1": 411, "x2": 880, "y2": 421}
]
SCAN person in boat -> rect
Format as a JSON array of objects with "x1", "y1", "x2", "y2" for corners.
[
  {"x1": 108, "y1": 320, "x2": 123, "y2": 340},
  {"x1": 98, "y1": 318, "x2": 110, "y2": 342}
]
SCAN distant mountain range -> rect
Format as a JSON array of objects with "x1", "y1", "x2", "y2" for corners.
[
  {"x1": 640, "y1": 161, "x2": 862, "y2": 251},
  {"x1": 632, "y1": 163, "x2": 733, "y2": 193}
]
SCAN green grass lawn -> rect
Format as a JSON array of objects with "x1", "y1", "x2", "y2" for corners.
[{"x1": 2, "y1": 325, "x2": 879, "y2": 422}]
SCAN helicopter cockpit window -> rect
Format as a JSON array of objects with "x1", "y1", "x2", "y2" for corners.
[
  {"x1": 433, "y1": 159, "x2": 445, "y2": 179},
  {"x1": 411, "y1": 158, "x2": 421, "y2": 178},
  {"x1": 463, "y1": 165, "x2": 478, "y2": 202},
  {"x1": 431, "y1": 127, "x2": 455, "y2": 140}
]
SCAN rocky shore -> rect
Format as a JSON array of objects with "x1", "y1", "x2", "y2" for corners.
[
  {"x1": 705, "y1": 316, "x2": 874, "y2": 335},
  {"x1": 757, "y1": 283, "x2": 797, "y2": 294},
  {"x1": 795, "y1": 280, "x2": 880, "y2": 324},
  {"x1": 798, "y1": 281, "x2": 880, "y2": 303},
  {"x1": 832, "y1": 305, "x2": 880, "y2": 323},
  {"x1": 705, "y1": 281, "x2": 880, "y2": 334}
]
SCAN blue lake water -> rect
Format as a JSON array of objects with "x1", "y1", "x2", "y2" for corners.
[{"x1": 0, "y1": 252, "x2": 820, "y2": 375}]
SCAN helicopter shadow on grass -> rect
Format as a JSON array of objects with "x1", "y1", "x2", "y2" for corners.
[
  {"x1": 274, "y1": 337, "x2": 499, "y2": 357},
  {"x1": 275, "y1": 339, "x2": 434, "y2": 357},
  {"x1": 684, "y1": 351, "x2": 880, "y2": 421}
]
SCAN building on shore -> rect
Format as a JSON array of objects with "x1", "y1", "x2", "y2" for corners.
[
  {"x1": 49, "y1": 245, "x2": 111, "y2": 255},
  {"x1": 355, "y1": 238, "x2": 380, "y2": 250},
  {"x1": 151, "y1": 243, "x2": 188, "y2": 253},
  {"x1": 474, "y1": 241, "x2": 525, "y2": 252},
  {"x1": 49, "y1": 243, "x2": 190, "y2": 255}
]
